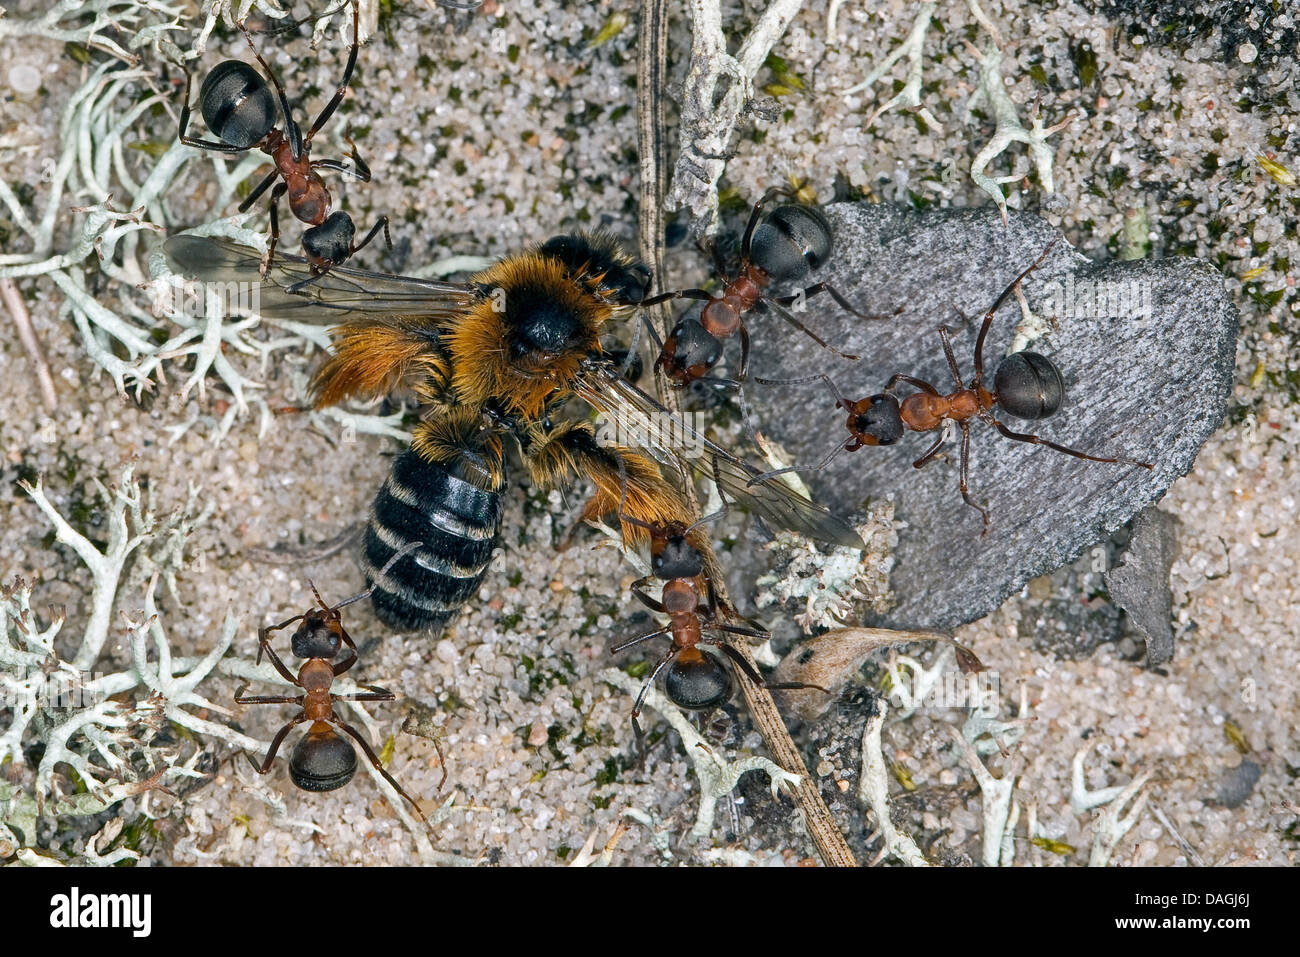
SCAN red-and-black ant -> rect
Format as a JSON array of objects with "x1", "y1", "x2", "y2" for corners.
[
  {"x1": 234, "y1": 544, "x2": 444, "y2": 822},
  {"x1": 610, "y1": 472, "x2": 827, "y2": 755},
  {"x1": 752, "y1": 241, "x2": 1154, "y2": 532},
  {"x1": 639, "y1": 188, "x2": 892, "y2": 387},
  {"x1": 177, "y1": 0, "x2": 390, "y2": 291}
]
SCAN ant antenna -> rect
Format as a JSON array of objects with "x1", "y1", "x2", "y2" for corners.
[
  {"x1": 334, "y1": 540, "x2": 423, "y2": 610},
  {"x1": 745, "y1": 374, "x2": 852, "y2": 485}
]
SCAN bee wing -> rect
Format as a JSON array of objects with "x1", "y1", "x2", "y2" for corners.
[
  {"x1": 574, "y1": 361, "x2": 864, "y2": 549},
  {"x1": 163, "y1": 235, "x2": 479, "y2": 322}
]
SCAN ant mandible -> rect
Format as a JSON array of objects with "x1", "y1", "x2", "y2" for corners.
[
  {"x1": 177, "y1": 0, "x2": 390, "y2": 291},
  {"x1": 753, "y1": 240, "x2": 1154, "y2": 532},
  {"x1": 611, "y1": 469, "x2": 826, "y2": 755},
  {"x1": 639, "y1": 187, "x2": 893, "y2": 387},
  {"x1": 234, "y1": 544, "x2": 444, "y2": 822}
]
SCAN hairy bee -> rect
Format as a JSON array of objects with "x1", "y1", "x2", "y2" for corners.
[{"x1": 166, "y1": 233, "x2": 863, "y2": 632}]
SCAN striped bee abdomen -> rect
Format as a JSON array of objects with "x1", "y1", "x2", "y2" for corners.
[{"x1": 362, "y1": 446, "x2": 506, "y2": 632}]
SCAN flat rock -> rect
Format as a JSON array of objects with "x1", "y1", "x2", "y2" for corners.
[{"x1": 745, "y1": 203, "x2": 1238, "y2": 633}]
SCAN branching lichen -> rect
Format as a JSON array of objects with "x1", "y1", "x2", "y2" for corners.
[
  {"x1": 601, "y1": 669, "x2": 800, "y2": 845},
  {"x1": 666, "y1": 0, "x2": 806, "y2": 235}
]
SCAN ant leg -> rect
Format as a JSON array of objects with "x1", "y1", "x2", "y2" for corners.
[
  {"x1": 973, "y1": 239, "x2": 1059, "y2": 385},
  {"x1": 254, "y1": 714, "x2": 310, "y2": 774},
  {"x1": 715, "y1": 622, "x2": 770, "y2": 640},
  {"x1": 885, "y1": 373, "x2": 940, "y2": 396},
  {"x1": 732, "y1": 324, "x2": 752, "y2": 384},
  {"x1": 255, "y1": 614, "x2": 304, "y2": 666},
  {"x1": 312, "y1": 157, "x2": 368, "y2": 180},
  {"x1": 986, "y1": 414, "x2": 1154, "y2": 469},
  {"x1": 912, "y1": 430, "x2": 948, "y2": 469},
  {"x1": 237, "y1": 170, "x2": 280, "y2": 213},
  {"x1": 611, "y1": 626, "x2": 670, "y2": 655},
  {"x1": 177, "y1": 65, "x2": 247, "y2": 152},
  {"x1": 332, "y1": 636, "x2": 359, "y2": 676},
  {"x1": 260, "y1": 182, "x2": 288, "y2": 278},
  {"x1": 957, "y1": 422, "x2": 991, "y2": 533},
  {"x1": 334, "y1": 689, "x2": 396, "y2": 702},
  {"x1": 234, "y1": 690, "x2": 303, "y2": 705},
  {"x1": 763, "y1": 299, "x2": 861, "y2": 361},
  {"x1": 639, "y1": 288, "x2": 713, "y2": 308},
  {"x1": 306, "y1": 0, "x2": 362, "y2": 143},
  {"x1": 771, "y1": 282, "x2": 897, "y2": 322},
  {"x1": 256, "y1": 628, "x2": 301, "y2": 685},
  {"x1": 311, "y1": 132, "x2": 372, "y2": 181},
  {"x1": 630, "y1": 579, "x2": 668, "y2": 614},
  {"x1": 937, "y1": 326, "x2": 965, "y2": 390},
  {"x1": 332, "y1": 717, "x2": 430, "y2": 823}
]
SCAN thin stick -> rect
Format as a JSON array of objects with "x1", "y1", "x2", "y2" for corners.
[
  {"x1": 636, "y1": 0, "x2": 856, "y2": 867},
  {"x1": 1, "y1": 277, "x2": 58, "y2": 412}
]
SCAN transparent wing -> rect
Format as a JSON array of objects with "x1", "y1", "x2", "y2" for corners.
[
  {"x1": 163, "y1": 235, "x2": 479, "y2": 322},
  {"x1": 575, "y1": 361, "x2": 864, "y2": 548}
]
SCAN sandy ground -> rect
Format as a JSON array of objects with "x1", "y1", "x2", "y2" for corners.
[{"x1": 0, "y1": 0, "x2": 1296, "y2": 866}]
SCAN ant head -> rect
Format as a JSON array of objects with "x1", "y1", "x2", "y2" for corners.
[
  {"x1": 656, "y1": 316, "x2": 722, "y2": 385},
  {"x1": 993, "y1": 351, "x2": 1064, "y2": 420},
  {"x1": 199, "y1": 60, "x2": 278, "y2": 149},
  {"x1": 302, "y1": 211, "x2": 357, "y2": 267},
  {"x1": 844, "y1": 394, "x2": 904, "y2": 446},
  {"x1": 651, "y1": 524, "x2": 705, "y2": 581},
  {"x1": 289, "y1": 728, "x2": 357, "y2": 792},
  {"x1": 748, "y1": 204, "x2": 832, "y2": 282},
  {"x1": 290, "y1": 608, "x2": 343, "y2": 660},
  {"x1": 664, "y1": 648, "x2": 732, "y2": 711}
]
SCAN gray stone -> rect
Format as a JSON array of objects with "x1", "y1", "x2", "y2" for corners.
[
  {"x1": 1105, "y1": 507, "x2": 1181, "y2": 665},
  {"x1": 746, "y1": 203, "x2": 1238, "y2": 633}
]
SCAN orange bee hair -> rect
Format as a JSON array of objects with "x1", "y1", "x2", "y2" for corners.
[
  {"x1": 523, "y1": 421, "x2": 685, "y2": 542},
  {"x1": 311, "y1": 318, "x2": 448, "y2": 409},
  {"x1": 447, "y1": 255, "x2": 611, "y2": 420},
  {"x1": 411, "y1": 407, "x2": 506, "y2": 492}
]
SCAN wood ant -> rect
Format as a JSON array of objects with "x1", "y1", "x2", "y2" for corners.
[
  {"x1": 752, "y1": 241, "x2": 1154, "y2": 532},
  {"x1": 177, "y1": 0, "x2": 390, "y2": 290},
  {"x1": 234, "y1": 544, "x2": 443, "y2": 822},
  {"x1": 611, "y1": 472, "x2": 827, "y2": 754},
  {"x1": 639, "y1": 187, "x2": 892, "y2": 387}
]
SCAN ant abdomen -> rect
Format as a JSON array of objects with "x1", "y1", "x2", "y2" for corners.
[
  {"x1": 994, "y1": 351, "x2": 1065, "y2": 420},
  {"x1": 664, "y1": 651, "x2": 733, "y2": 711},
  {"x1": 199, "y1": 61, "x2": 276, "y2": 148},
  {"x1": 749, "y1": 204, "x2": 833, "y2": 282},
  {"x1": 289, "y1": 731, "x2": 357, "y2": 792}
]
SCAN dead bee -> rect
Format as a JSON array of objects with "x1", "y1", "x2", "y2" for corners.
[{"x1": 166, "y1": 231, "x2": 863, "y2": 632}]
